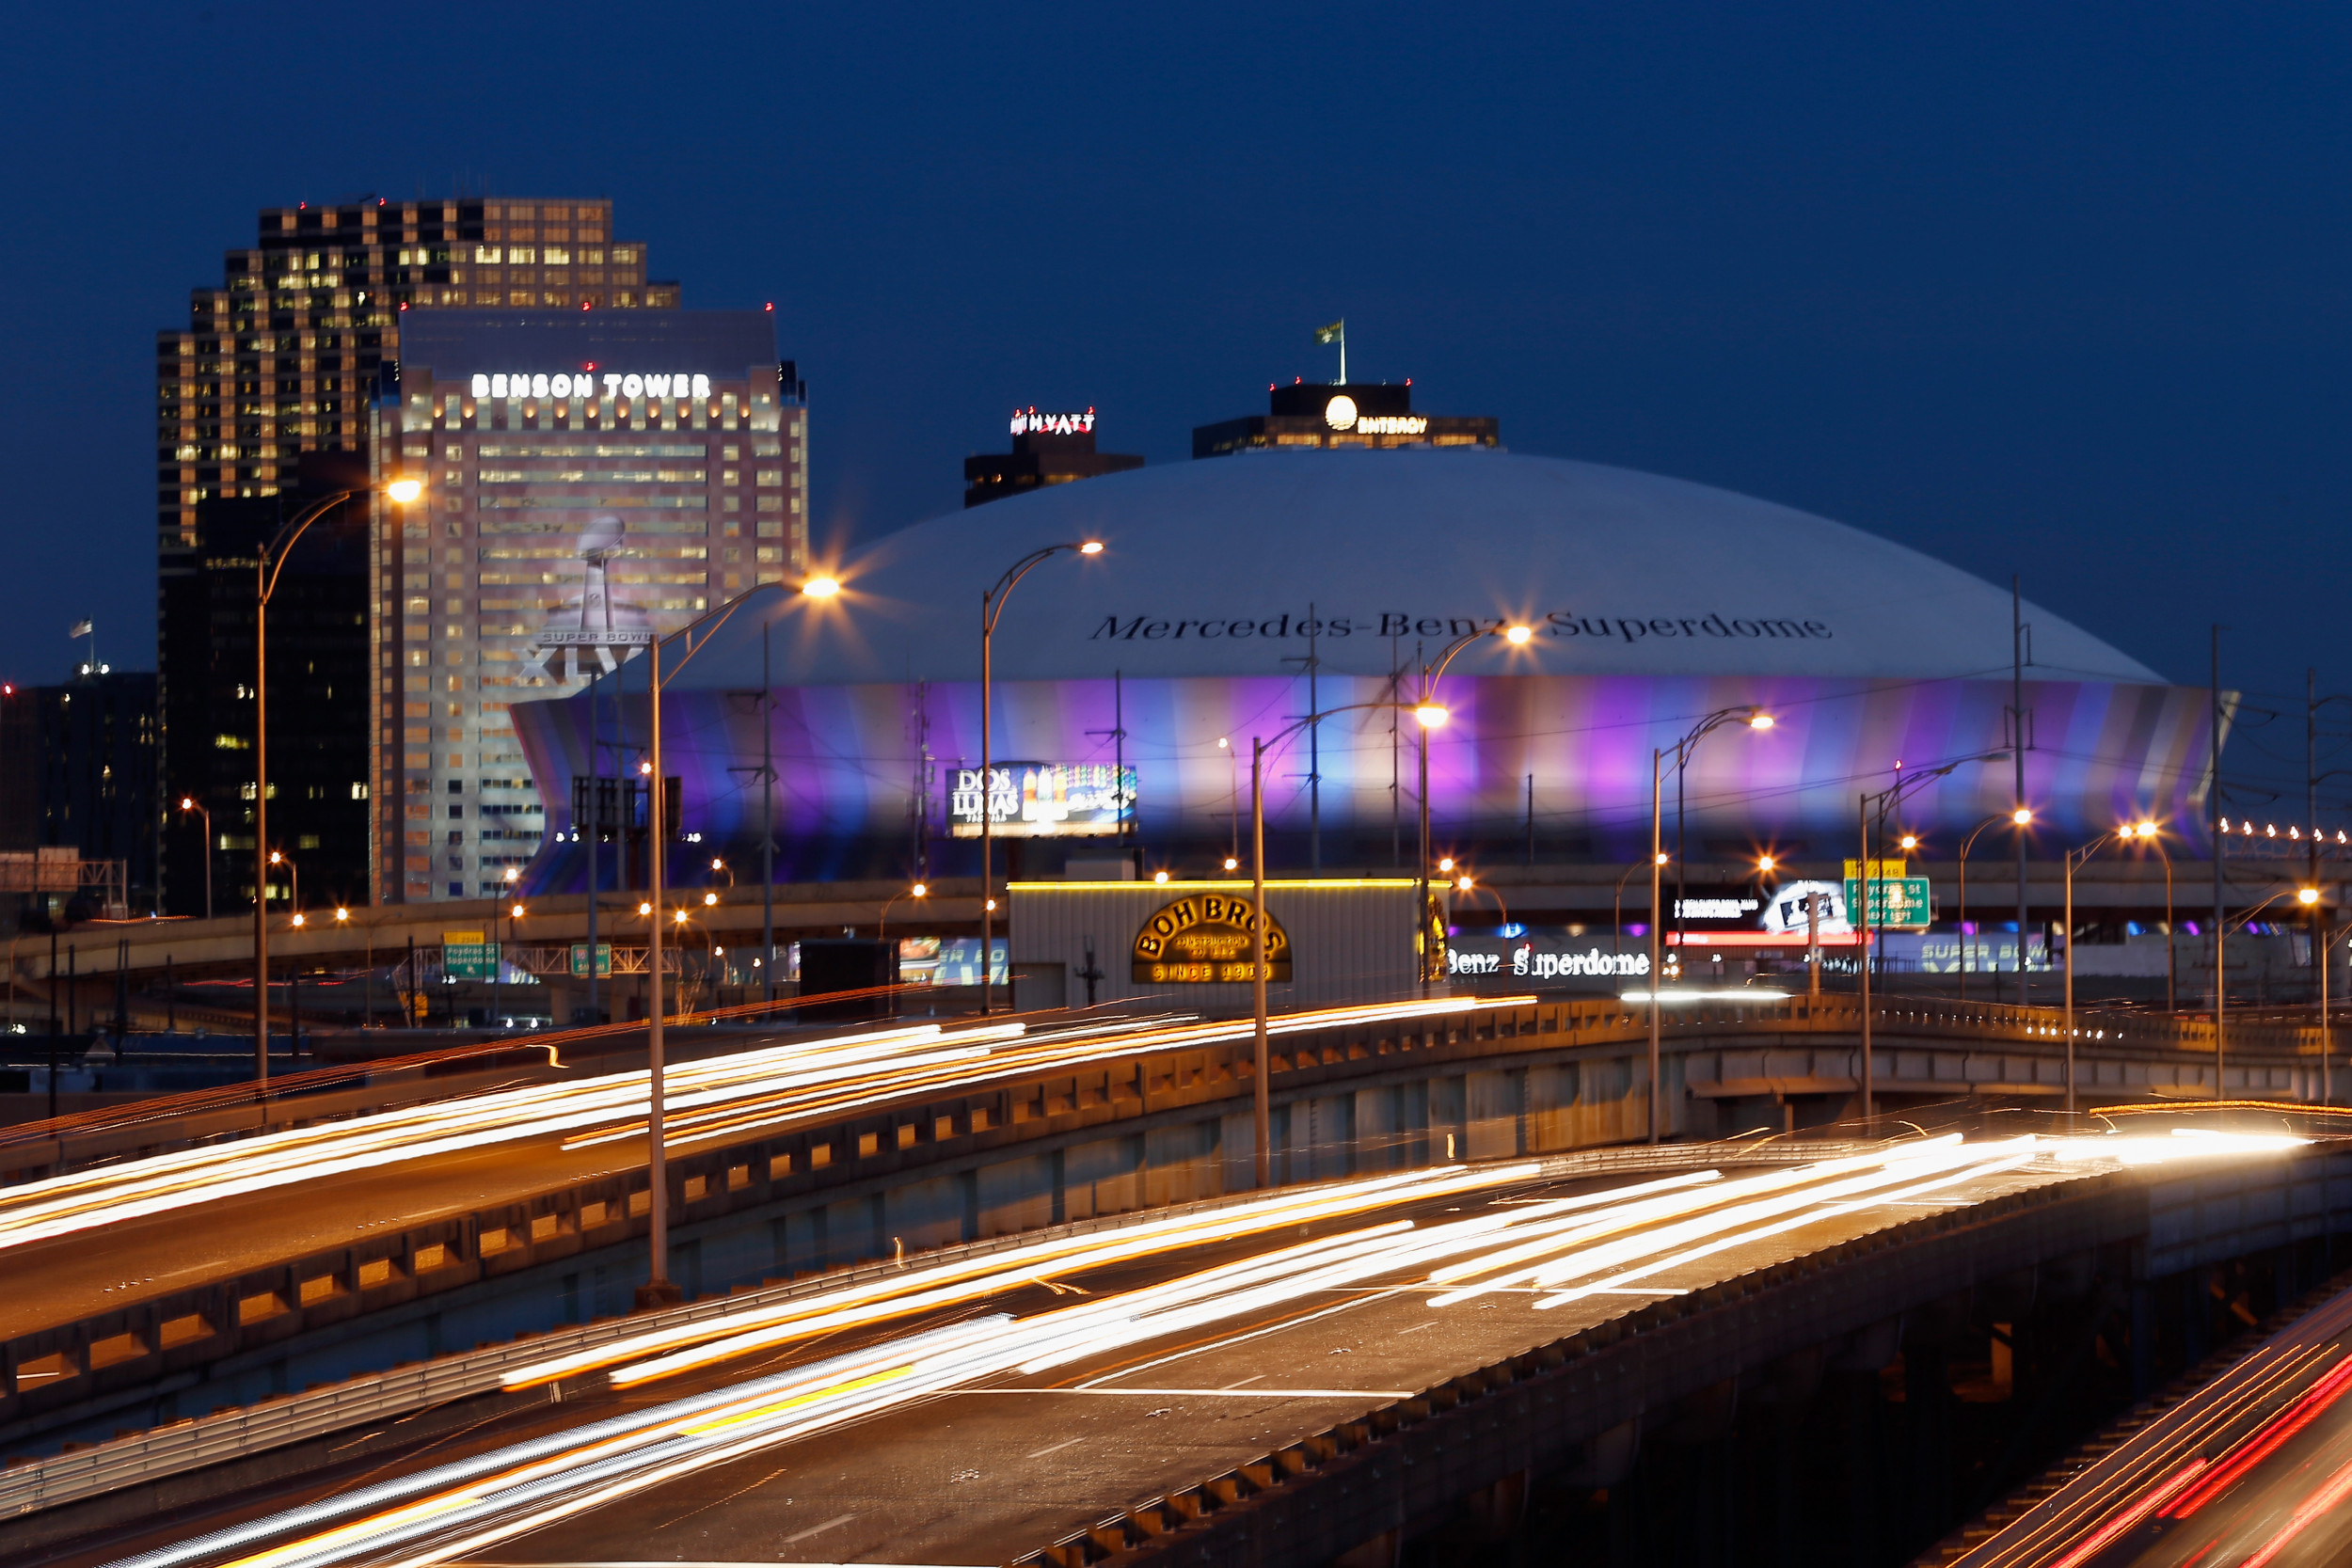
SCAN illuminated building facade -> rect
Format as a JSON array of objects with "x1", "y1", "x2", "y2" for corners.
[
  {"x1": 1192, "y1": 382, "x2": 1498, "y2": 458},
  {"x1": 154, "y1": 196, "x2": 676, "y2": 906},
  {"x1": 370, "y1": 309, "x2": 804, "y2": 904}
]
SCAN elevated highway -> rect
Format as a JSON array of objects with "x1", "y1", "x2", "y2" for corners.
[
  {"x1": 0, "y1": 990, "x2": 2333, "y2": 1466},
  {"x1": 16, "y1": 1124, "x2": 2352, "y2": 1567}
]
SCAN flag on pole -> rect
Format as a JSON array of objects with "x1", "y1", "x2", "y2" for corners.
[
  {"x1": 68, "y1": 620, "x2": 90, "y2": 639},
  {"x1": 1313, "y1": 320, "x2": 1344, "y2": 345}
]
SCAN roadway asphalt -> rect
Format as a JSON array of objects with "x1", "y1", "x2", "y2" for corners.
[
  {"x1": 0, "y1": 1001, "x2": 1484, "y2": 1343},
  {"x1": 0, "y1": 1109, "x2": 643, "y2": 1343},
  {"x1": 49, "y1": 1138, "x2": 2084, "y2": 1568}
]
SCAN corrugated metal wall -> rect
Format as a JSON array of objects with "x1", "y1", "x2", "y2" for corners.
[{"x1": 1009, "y1": 879, "x2": 1423, "y2": 1011}]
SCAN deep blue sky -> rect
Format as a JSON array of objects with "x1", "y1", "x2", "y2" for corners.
[{"x1": 3, "y1": 2, "x2": 2347, "y2": 798}]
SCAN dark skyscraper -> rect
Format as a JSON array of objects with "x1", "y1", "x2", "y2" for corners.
[{"x1": 158, "y1": 453, "x2": 373, "y2": 915}]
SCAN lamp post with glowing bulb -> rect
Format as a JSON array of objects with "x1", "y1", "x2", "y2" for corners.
[
  {"x1": 1648, "y1": 708, "x2": 1775, "y2": 1143},
  {"x1": 1855, "y1": 752, "x2": 2010, "y2": 1124},
  {"x1": 632, "y1": 622, "x2": 686, "y2": 1310},
  {"x1": 1956, "y1": 810, "x2": 2031, "y2": 1004},
  {"x1": 881, "y1": 882, "x2": 928, "y2": 939},
  {"x1": 2298, "y1": 886, "x2": 2327, "y2": 1102},
  {"x1": 498, "y1": 867, "x2": 522, "y2": 1028},
  {"x1": 1613, "y1": 856, "x2": 1662, "y2": 977},
  {"x1": 252, "y1": 478, "x2": 419, "y2": 1089},
  {"x1": 2122, "y1": 820, "x2": 2176, "y2": 1012},
  {"x1": 977, "y1": 543, "x2": 1104, "y2": 1015},
  {"x1": 178, "y1": 797, "x2": 214, "y2": 921},
  {"x1": 1410, "y1": 623, "x2": 1534, "y2": 996},
  {"x1": 1248, "y1": 698, "x2": 1438, "y2": 1188}
]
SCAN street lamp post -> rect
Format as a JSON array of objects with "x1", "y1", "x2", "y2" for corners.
[
  {"x1": 500, "y1": 867, "x2": 522, "y2": 1028},
  {"x1": 1613, "y1": 857, "x2": 1661, "y2": 976},
  {"x1": 1856, "y1": 752, "x2": 2010, "y2": 1127},
  {"x1": 2119, "y1": 820, "x2": 2176, "y2": 1013},
  {"x1": 880, "y1": 882, "x2": 929, "y2": 938},
  {"x1": 1957, "y1": 811, "x2": 2031, "y2": 1004},
  {"x1": 977, "y1": 543, "x2": 1104, "y2": 1016},
  {"x1": 252, "y1": 480, "x2": 417, "y2": 1090},
  {"x1": 1648, "y1": 708, "x2": 1775, "y2": 1143},
  {"x1": 1249, "y1": 698, "x2": 1453, "y2": 1188},
  {"x1": 1408, "y1": 624, "x2": 1534, "y2": 997},
  {"x1": 637, "y1": 628, "x2": 682, "y2": 1311},
  {"x1": 178, "y1": 798, "x2": 213, "y2": 921},
  {"x1": 2060, "y1": 833, "x2": 2124, "y2": 1117}
]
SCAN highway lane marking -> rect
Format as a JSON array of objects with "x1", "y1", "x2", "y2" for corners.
[
  {"x1": 1225, "y1": 1373, "x2": 1267, "y2": 1388},
  {"x1": 782, "y1": 1511, "x2": 859, "y2": 1544},
  {"x1": 1397, "y1": 1321, "x2": 1439, "y2": 1334},
  {"x1": 1024, "y1": 1436, "x2": 1087, "y2": 1458},
  {"x1": 1072, "y1": 1289, "x2": 1394, "y2": 1388}
]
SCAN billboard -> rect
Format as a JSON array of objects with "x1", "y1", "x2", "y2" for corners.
[{"x1": 949, "y1": 762, "x2": 1136, "y2": 838}]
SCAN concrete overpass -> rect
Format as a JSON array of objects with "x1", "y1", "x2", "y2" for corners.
[
  {"x1": 0, "y1": 990, "x2": 2333, "y2": 1466},
  {"x1": 13, "y1": 1122, "x2": 2352, "y2": 1567}
]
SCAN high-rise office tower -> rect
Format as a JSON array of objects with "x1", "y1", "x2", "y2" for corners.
[
  {"x1": 155, "y1": 197, "x2": 679, "y2": 908},
  {"x1": 372, "y1": 309, "x2": 806, "y2": 904}
]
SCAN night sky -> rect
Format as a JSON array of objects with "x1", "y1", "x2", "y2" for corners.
[{"x1": 3, "y1": 2, "x2": 2345, "y2": 804}]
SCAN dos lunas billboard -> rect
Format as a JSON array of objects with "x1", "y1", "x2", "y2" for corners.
[{"x1": 948, "y1": 763, "x2": 1136, "y2": 838}]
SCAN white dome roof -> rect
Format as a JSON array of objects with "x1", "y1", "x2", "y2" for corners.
[{"x1": 772, "y1": 450, "x2": 2157, "y2": 686}]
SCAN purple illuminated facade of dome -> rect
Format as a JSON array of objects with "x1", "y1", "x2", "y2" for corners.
[{"x1": 508, "y1": 451, "x2": 2212, "y2": 893}]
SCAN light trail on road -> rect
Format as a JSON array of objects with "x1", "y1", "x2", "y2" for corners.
[
  {"x1": 95, "y1": 1129, "x2": 2292, "y2": 1568},
  {"x1": 0, "y1": 995, "x2": 1508, "y2": 1261}
]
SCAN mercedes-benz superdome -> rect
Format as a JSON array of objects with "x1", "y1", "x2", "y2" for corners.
[{"x1": 509, "y1": 448, "x2": 2212, "y2": 891}]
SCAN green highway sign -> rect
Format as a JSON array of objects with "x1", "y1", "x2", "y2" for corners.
[
  {"x1": 442, "y1": 938, "x2": 501, "y2": 980},
  {"x1": 569, "y1": 942, "x2": 613, "y2": 978},
  {"x1": 1843, "y1": 876, "x2": 1934, "y2": 931}
]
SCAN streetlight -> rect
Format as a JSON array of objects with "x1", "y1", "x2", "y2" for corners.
[
  {"x1": 1647, "y1": 707, "x2": 1775, "y2": 1143},
  {"x1": 977, "y1": 541, "x2": 1106, "y2": 1016},
  {"x1": 1455, "y1": 873, "x2": 1510, "y2": 930},
  {"x1": 2120, "y1": 820, "x2": 2176, "y2": 1013},
  {"x1": 1956, "y1": 810, "x2": 2031, "y2": 1004},
  {"x1": 250, "y1": 479, "x2": 418, "y2": 1088},
  {"x1": 636, "y1": 619, "x2": 683, "y2": 1310},
  {"x1": 1409, "y1": 625, "x2": 1535, "y2": 996},
  {"x1": 1218, "y1": 736, "x2": 1237, "y2": 867},
  {"x1": 880, "y1": 881, "x2": 928, "y2": 938},
  {"x1": 500, "y1": 867, "x2": 522, "y2": 1029},
  {"x1": 1613, "y1": 855, "x2": 1664, "y2": 975},
  {"x1": 2060, "y1": 831, "x2": 2141, "y2": 1116},
  {"x1": 268, "y1": 849, "x2": 299, "y2": 927},
  {"x1": 1248, "y1": 698, "x2": 1433, "y2": 1188},
  {"x1": 1856, "y1": 752, "x2": 2010, "y2": 1126},
  {"x1": 178, "y1": 797, "x2": 213, "y2": 921}
]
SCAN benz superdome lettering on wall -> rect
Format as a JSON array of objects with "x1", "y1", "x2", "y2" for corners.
[
  {"x1": 469, "y1": 372, "x2": 715, "y2": 400},
  {"x1": 1089, "y1": 610, "x2": 1836, "y2": 641}
]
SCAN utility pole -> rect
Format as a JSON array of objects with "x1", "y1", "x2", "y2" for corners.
[
  {"x1": 1283, "y1": 608, "x2": 1323, "y2": 874},
  {"x1": 2011, "y1": 578, "x2": 2032, "y2": 1006},
  {"x1": 2212, "y1": 626, "x2": 2226, "y2": 1097}
]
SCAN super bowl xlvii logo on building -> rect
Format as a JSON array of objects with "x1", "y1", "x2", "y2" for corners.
[{"x1": 522, "y1": 515, "x2": 656, "y2": 685}]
